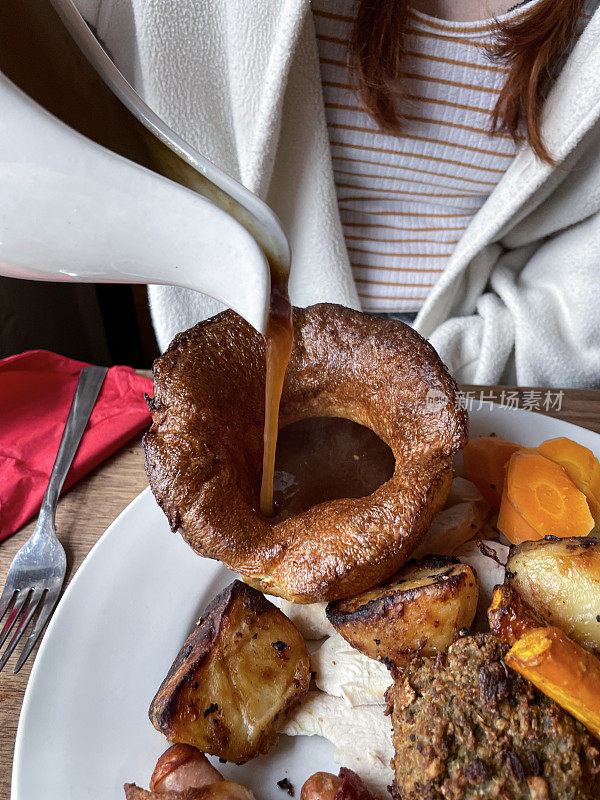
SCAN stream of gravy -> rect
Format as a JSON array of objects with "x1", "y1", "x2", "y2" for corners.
[{"x1": 259, "y1": 267, "x2": 293, "y2": 517}]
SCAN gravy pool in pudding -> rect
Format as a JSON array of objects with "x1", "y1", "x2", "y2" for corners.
[
  {"x1": 258, "y1": 278, "x2": 395, "y2": 521},
  {"x1": 271, "y1": 417, "x2": 396, "y2": 521}
]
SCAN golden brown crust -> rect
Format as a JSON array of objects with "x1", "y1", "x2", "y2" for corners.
[
  {"x1": 148, "y1": 581, "x2": 310, "y2": 763},
  {"x1": 144, "y1": 303, "x2": 468, "y2": 602},
  {"x1": 326, "y1": 555, "x2": 478, "y2": 667}
]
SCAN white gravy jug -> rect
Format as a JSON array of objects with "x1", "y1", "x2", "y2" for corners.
[{"x1": 0, "y1": 0, "x2": 291, "y2": 337}]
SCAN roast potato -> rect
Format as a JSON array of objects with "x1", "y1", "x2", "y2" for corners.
[
  {"x1": 149, "y1": 580, "x2": 310, "y2": 762},
  {"x1": 506, "y1": 537, "x2": 600, "y2": 653},
  {"x1": 325, "y1": 555, "x2": 478, "y2": 668}
]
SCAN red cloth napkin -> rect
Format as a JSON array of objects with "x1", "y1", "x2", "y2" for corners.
[{"x1": 0, "y1": 350, "x2": 153, "y2": 541}]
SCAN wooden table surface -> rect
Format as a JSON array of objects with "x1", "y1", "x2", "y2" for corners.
[{"x1": 1, "y1": 382, "x2": 599, "y2": 799}]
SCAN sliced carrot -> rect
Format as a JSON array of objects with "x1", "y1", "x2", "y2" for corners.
[
  {"x1": 537, "y1": 437, "x2": 600, "y2": 521},
  {"x1": 462, "y1": 436, "x2": 520, "y2": 510},
  {"x1": 497, "y1": 479, "x2": 542, "y2": 545},
  {"x1": 505, "y1": 626, "x2": 600, "y2": 739},
  {"x1": 506, "y1": 452, "x2": 594, "y2": 538}
]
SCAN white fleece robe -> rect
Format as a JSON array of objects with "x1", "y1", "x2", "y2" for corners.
[{"x1": 78, "y1": 0, "x2": 600, "y2": 388}]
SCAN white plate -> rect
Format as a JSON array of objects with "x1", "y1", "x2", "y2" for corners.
[{"x1": 13, "y1": 404, "x2": 600, "y2": 800}]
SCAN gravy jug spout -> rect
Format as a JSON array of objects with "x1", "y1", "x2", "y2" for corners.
[{"x1": 0, "y1": 75, "x2": 272, "y2": 336}]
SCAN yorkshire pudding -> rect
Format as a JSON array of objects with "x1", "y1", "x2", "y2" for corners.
[{"x1": 144, "y1": 303, "x2": 467, "y2": 602}]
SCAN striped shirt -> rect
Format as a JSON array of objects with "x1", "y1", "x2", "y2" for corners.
[{"x1": 311, "y1": 0, "x2": 536, "y2": 312}]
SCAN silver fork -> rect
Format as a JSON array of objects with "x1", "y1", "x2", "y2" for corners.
[{"x1": 0, "y1": 365, "x2": 107, "y2": 673}]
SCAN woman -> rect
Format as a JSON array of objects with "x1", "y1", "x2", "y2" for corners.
[{"x1": 81, "y1": 0, "x2": 600, "y2": 386}]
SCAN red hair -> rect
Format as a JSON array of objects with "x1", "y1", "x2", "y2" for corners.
[{"x1": 348, "y1": 0, "x2": 587, "y2": 164}]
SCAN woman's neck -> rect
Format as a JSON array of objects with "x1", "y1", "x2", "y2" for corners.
[{"x1": 410, "y1": 0, "x2": 522, "y2": 21}]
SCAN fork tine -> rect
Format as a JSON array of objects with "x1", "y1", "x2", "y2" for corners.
[
  {"x1": 0, "y1": 588, "x2": 44, "y2": 673},
  {"x1": 13, "y1": 588, "x2": 60, "y2": 675},
  {"x1": 0, "y1": 590, "x2": 29, "y2": 650},
  {"x1": 0, "y1": 585, "x2": 16, "y2": 624}
]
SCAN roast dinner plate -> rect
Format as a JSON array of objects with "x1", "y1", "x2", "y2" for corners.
[{"x1": 13, "y1": 403, "x2": 600, "y2": 800}]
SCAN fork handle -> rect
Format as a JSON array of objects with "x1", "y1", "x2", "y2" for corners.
[{"x1": 39, "y1": 366, "x2": 108, "y2": 521}]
